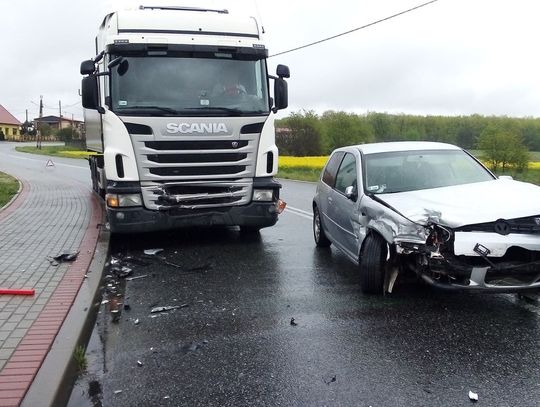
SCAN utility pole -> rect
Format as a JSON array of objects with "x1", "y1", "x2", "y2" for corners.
[
  {"x1": 59, "y1": 100, "x2": 62, "y2": 138},
  {"x1": 37, "y1": 95, "x2": 43, "y2": 149}
]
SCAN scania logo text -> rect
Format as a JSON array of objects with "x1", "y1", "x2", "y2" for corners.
[{"x1": 166, "y1": 123, "x2": 229, "y2": 134}]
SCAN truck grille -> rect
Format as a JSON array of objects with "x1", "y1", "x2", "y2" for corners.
[
  {"x1": 131, "y1": 132, "x2": 259, "y2": 210},
  {"x1": 141, "y1": 179, "x2": 252, "y2": 210},
  {"x1": 149, "y1": 166, "x2": 246, "y2": 176}
]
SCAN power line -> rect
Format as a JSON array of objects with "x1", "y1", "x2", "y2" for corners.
[{"x1": 269, "y1": 0, "x2": 439, "y2": 58}]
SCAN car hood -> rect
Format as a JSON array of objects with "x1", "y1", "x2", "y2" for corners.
[{"x1": 376, "y1": 179, "x2": 540, "y2": 228}]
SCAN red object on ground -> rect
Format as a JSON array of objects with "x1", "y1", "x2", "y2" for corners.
[{"x1": 0, "y1": 288, "x2": 35, "y2": 295}]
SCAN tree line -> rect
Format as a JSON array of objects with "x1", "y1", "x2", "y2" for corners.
[{"x1": 276, "y1": 111, "x2": 540, "y2": 170}]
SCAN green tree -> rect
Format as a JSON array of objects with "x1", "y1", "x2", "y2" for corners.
[
  {"x1": 477, "y1": 125, "x2": 529, "y2": 172},
  {"x1": 367, "y1": 112, "x2": 395, "y2": 142},
  {"x1": 320, "y1": 110, "x2": 373, "y2": 152},
  {"x1": 38, "y1": 123, "x2": 52, "y2": 138},
  {"x1": 277, "y1": 110, "x2": 323, "y2": 156},
  {"x1": 56, "y1": 127, "x2": 74, "y2": 142}
]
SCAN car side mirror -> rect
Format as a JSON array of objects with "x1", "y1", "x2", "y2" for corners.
[
  {"x1": 499, "y1": 175, "x2": 513, "y2": 181},
  {"x1": 345, "y1": 185, "x2": 357, "y2": 201}
]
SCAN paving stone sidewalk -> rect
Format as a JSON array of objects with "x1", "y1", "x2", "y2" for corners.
[{"x1": 0, "y1": 146, "x2": 102, "y2": 407}]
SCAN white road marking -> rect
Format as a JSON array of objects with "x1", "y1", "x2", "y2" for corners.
[{"x1": 286, "y1": 205, "x2": 312, "y2": 220}]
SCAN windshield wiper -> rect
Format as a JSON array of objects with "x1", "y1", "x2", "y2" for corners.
[
  {"x1": 183, "y1": 107, "x2": 244, "y2": 115},
  {"x1": 118, "y1": 106, "x2": 179, "y2": 115}
]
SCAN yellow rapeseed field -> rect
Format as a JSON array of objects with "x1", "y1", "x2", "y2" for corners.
[{"x1": 279, "y1": 156, "x2": 328, "y2": 169}]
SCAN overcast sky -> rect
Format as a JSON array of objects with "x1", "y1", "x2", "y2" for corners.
[{"x1": 2, "y1": 0, "x2": 540, "y2": 122}]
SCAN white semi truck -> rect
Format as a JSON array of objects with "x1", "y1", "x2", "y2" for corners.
[{"x1": 80, "y1": 5, "x2": 290, "y2": 233}]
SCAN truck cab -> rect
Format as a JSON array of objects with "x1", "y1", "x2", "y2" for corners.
[{"x1": 80, "y1": 6, "x2": 289, "y2": 233}]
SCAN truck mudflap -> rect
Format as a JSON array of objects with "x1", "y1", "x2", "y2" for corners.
[{"x1": 106, "y1": 200, "x2": 280, "y2": 233}]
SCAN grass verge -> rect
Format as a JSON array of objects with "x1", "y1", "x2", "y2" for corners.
[
  {"x1": 0, "y1": 172, "x2": 20, "y2": 208},
  {"x1": 277, "y1": 167, "x2": 321, "y2": 182},
  {"x1": 15, "y1": 145, "x2": 89, "y2": 159}
]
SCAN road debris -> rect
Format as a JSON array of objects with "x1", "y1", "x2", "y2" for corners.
[
  {"x1": 54, "y1": 251, "x2": 79, "y2": 262},
  {"x1": 325, "y1": 375, "x2": 337, "y2": 385},
  {"x1": 0, "y1": 288, "x2": 35, "y2": 296},
  {"x1": 468, "y1": 391, "x2": 479, "y2": 402},
  {"x1": 126, "y1": 274, "x2": 148, "y2": 281},
  {"x1": 144, "y1": 248, "x2": 164, "y2": 255},
  {"x1": 111, "y1": 265, "x2": 133, "y2": 279},
  {"x1": 134, "y1": 318, "x2": 140, "y2": 325},
  {"x1": 290, "y1": 317, "x2": 298, "y2": 326},
  {"x1": 47, "y1": 251, "x2": 80, "y2": 266},
  {"x1": 150, "y1": 304, "x2": 189, "y2": 314},
  {"x1": 137, "y1": 360, "x2": 143, "y2": 367},
  {"x1": 114, "y1": 390, "x2": 123, "y2": 395}
]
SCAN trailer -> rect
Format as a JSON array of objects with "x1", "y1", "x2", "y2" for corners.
[{"x1": 80, "y1": 5, "x2": 289, "y2": 233}]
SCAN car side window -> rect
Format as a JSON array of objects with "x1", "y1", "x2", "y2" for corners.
[
  {"x1": 334, "y1": 153, "x2": 357, "y2": 194},
  {"x1": 322, "y1": 152, "x2": 345, "y2": 187}
]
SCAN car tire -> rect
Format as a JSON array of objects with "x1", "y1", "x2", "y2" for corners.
[
  {"x1": 359, "y1": 233, "x2": 387, "y2": 294},
  {"x1": 313, "y1": 206, "x2": 331, "y2": 247}
]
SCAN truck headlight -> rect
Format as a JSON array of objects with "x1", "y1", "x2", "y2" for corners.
[
  {"x1": 106, "y1": 193, "x2": 142, "y2": 207},
  {"x1": 253, "y1": 189, "x2": 274, "y2": 202}
]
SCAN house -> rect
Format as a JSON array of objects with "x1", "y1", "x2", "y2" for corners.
[
  {"x1": 33, "y1": 115, "x2": 84, "y2": 140},
  {"x1": 0, "y1": 104, "x2": 22, "y2": 141}
]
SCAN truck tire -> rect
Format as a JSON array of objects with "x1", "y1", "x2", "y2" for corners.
[
  {"x1": 239, "y1": 226, "x2": 261, "y2": 235},
  {"x1": 313, "y1": 205, "x2": 331, "y2": 247},
  {"x1": 359, "y1": 233, "x2": 387, "y2": 294}
]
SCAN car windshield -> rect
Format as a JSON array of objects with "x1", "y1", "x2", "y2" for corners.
[
  {"x1": 109, "y1": 53, "x2": 270, "y2": 116},
  {"x1": 364, "y1": 149, "x2": 495, "y2": 194}
]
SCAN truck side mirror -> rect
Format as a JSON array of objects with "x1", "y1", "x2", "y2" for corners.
[
  {"x1": 81, "y1": 76, "x2": 105, "y2": 114},
  {"x1": 80, "y1": 60, "x2": 96, "y2": 75},
  {"x1": 276, "y1": 64, "x2": 290, "y2": 79},
  {"x1": 273, "y1": 78, "x2": 288, "y2": 113}
]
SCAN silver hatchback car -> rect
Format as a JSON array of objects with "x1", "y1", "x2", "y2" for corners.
[{"x1": 313, "y1": 141, "x2": 540, "y2": 294}]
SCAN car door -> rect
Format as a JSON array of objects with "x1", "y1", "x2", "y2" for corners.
[
  {"x1": 316, "y1": 151, "x2": 344, "y2": 241},
  {"x1": 328, "y1": 152, "x2": 360, "y2": 259}
]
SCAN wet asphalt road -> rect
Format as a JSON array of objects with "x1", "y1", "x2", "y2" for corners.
[{"x1": 76, "y1": 180, "x2": 540, "y2": 407}]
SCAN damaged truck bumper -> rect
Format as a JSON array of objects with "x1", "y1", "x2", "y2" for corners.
[{"x1": 107, "y1": 201, "x2": 280, "y2": 233}]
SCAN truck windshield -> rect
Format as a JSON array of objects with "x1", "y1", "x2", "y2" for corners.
[{"x1": 109, "y1": 54, "x2": 270, "y2": 116}]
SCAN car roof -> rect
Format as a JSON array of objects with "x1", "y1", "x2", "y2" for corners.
[{"x1": 336, "y1": 141, "x2": 462, "y2": 155}]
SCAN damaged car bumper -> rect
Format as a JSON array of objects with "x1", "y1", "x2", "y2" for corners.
[{"x1": 396, "y1": 230, "x2": 540, "y2": 292}]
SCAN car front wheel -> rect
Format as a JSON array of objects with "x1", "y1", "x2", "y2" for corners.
[
  {"x1": 359, "y1": 233, "x2": 387, "y2": 294},
  {"x1": 313, "y1": 206, "x2": 331, "y2": 247}
]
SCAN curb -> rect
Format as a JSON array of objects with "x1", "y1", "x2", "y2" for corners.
[{"x1": 20, "y1": 204, "x2": 109, "y2": 407}]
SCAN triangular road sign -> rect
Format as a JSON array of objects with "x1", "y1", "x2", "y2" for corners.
[{"x1": 45, "y1": 159, "x2": 55, "y2": 167}]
